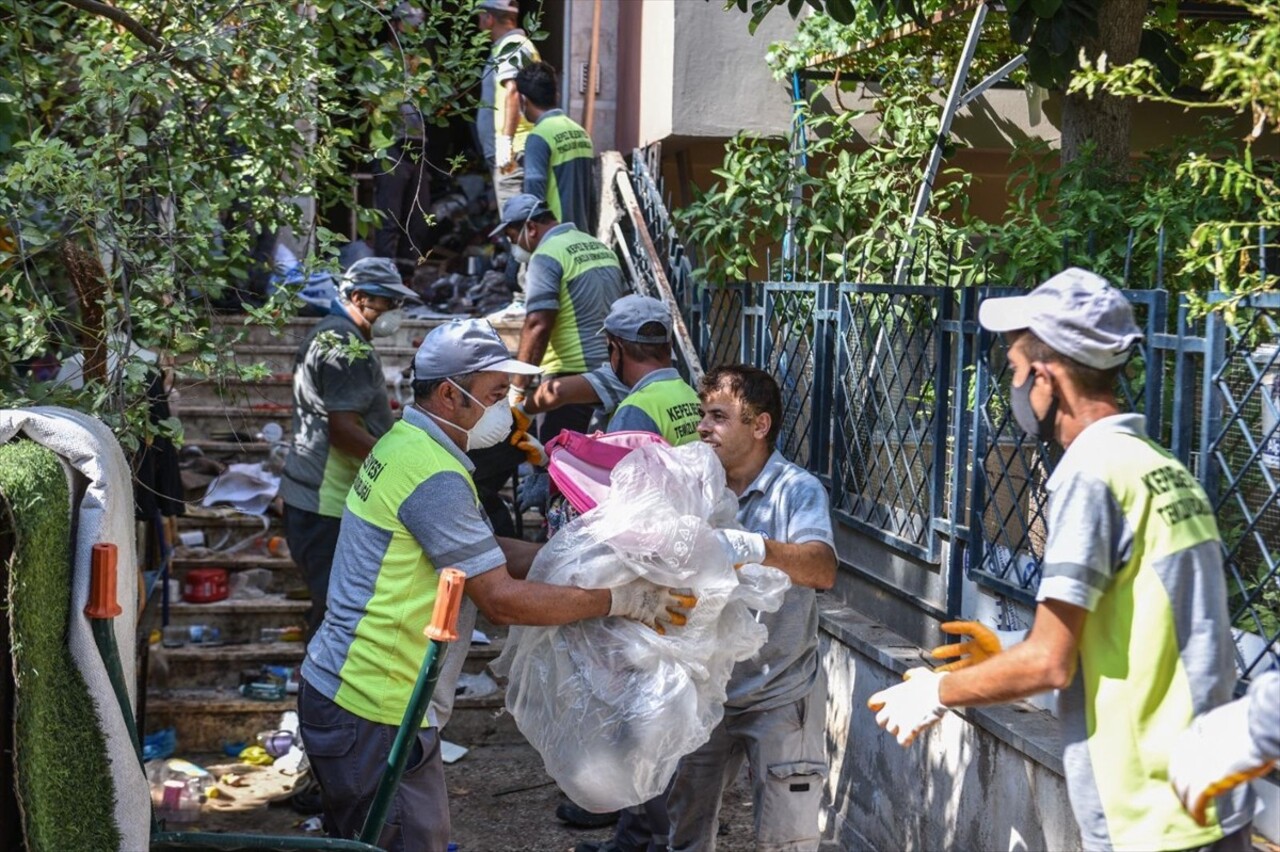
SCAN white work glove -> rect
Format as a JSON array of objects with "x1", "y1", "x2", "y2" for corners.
[
  {"x1": 495, "y1": 134, "x2": 514, "y2": 171},
  {"x1": 608, "y1": 579, "x2": 697, "y2": 636},
  {"x1": 508, "y1": 384, "x2": 527, "y2": 407},
  {"x1": 714, "y1": 529, "x2": 766, "y2": 567},
  {"x1": 867, "y1": 667, "x2": 949, "y2": 747},
  {"x1": 1169, "y1": 696, "x2": 1276, "y2": 826}
]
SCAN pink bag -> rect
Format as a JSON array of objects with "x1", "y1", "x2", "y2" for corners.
[{"x1": 545, "y1": 430, "x2": 670, "y2": 514}]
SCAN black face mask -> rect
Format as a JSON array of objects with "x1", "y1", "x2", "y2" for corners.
[{"x1": 1010, "y1": 368, "x2": 1058, "y2": 442}]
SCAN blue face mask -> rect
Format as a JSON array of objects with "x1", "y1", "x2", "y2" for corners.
[{"x1": 1010, "y1": 368, "x2": 1058, "y2": 442}]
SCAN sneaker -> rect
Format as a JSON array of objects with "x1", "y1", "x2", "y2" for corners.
[
  {"x1": 485, "y1": 301, "x2": 527, "y2": 322},
  {"x1": 555, "y1": 802, "x2": 620, "y2": 828}
]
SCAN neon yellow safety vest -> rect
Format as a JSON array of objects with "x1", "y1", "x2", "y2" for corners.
[
  {"x1": 1046, "y1": 415, "x2": 1248, "y2": 850},
  {"x1": 317, "y1": 418, "x2": 479, "y2": 726},
  {"x1": 526, "y1": 224, "x2": 625, "y2": 376},
  {"x1": 611, "y1": 375, "x2": 702, "y2": 446}
]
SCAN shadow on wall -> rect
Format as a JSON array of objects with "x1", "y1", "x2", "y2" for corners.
[{"x1": 821, "y1": 634, "x2": 1075, "y2": 851}]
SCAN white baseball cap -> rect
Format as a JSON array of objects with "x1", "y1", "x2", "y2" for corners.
[{"x1": 978, "y1": 267, "x2": 1143, "y2": 369}]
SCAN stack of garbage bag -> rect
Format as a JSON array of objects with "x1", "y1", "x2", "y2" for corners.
[{"x1": 494, "y1": 442, "x2": 790, "y2": 813}]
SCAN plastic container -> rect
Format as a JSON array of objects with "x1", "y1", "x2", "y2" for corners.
[
  {"x1": 148, "y1": 759, "x2": 211, "y2": 824},
  {"x1": 259, "y1": 626, "x2": 305, "y2": 643},
  {"x1": 183, "y1": 568, "x2": 229, "y2": 603}
]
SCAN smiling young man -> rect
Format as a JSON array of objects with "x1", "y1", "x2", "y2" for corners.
[
  {"x1": 663, "y1": 364, "x2": 837, "y2": 852},
  {"x1": 867, "y1": 268, "x2": 1253, "y2": 852},
  {"x1": 298, "y1": 319, "x2": 694, "y2": 851}
]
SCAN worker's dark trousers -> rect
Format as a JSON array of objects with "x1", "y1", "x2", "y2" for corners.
[{"x1": 298, "y1": 678, "x2": 451, "y2": 851}]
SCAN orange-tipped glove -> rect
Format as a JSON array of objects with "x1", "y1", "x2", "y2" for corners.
[
  {"x1": 608, "y1": 579, "x2": 698, "y2": 636},
  {"x1": 1169, "y1": 696, "x2": 1277, "y2": 826},
  {"x1": 867, "y1": 667, "x2": 949, "y2": 747},
  {"x1": 930, "y1": 621, "x2": 1004, "y2": 672},
  {"x1": 509, "y1": 403, "x2": 547, "y2": 467}
]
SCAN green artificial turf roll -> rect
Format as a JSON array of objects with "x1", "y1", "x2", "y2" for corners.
[{"x1": 1, "y1": 438, "x2": 120, "y2": 851}]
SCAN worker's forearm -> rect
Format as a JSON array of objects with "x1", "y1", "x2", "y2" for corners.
[
  {"x1": 525, "y1": 374, "x2": 600, "y2": 414},
  {"x1": 937, "y1": 641, "x2": 1072, "y2": 708},
  {"x1": 761, "y1": 540, "x2": 837, "y2": 590},
  {"x1": 502, "y1": 84, "x2": 521, "y2": 138},
  {"x1": 514, "y1": 319, "x2": 552, "y2": 389},
  {"x1": 473, "y1": 582, "x2": 610, "y2": 626},
  {"x1": 328, "y1": 416, "x2": 377, "y2": 459}
]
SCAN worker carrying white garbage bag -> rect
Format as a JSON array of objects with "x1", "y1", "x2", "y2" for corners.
[{"x1": 493, "y1": 441, "x2": 790, "y2": 813}]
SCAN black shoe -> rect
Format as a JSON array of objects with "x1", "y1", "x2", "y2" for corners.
[
  {"x1": 289, "y1": 784, "x2": 324, "y2": 815},
  {"x1": 555, "y1": 802, "x2": 620, "y2": 828}
]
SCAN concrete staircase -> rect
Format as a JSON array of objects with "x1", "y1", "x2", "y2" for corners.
[{"x1": 144, "y1": 314, "x2": 525, "y2": 754}]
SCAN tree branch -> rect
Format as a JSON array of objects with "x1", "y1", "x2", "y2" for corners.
[{"x1": 60, "y1": 0, "x2": 166, "y2": 52}]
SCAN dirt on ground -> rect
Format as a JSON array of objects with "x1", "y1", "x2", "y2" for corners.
[{"x1": 186, "y1": 737, "x2": 762, "y2": 851}]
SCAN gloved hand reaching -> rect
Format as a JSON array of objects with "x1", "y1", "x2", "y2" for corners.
[
  {"x1": 930, "y1": 621, "x2": 1003, "y2": 672},
  {"x1": 867, "y1": 667, "x2": 949, "y2": 746},
  {"x1": 508, "y1": 384, "x2": 527, "y2": 408},
  {"x1": 495, "y1": 135, "x2": 514, "y2": 171},
  {"x1": 509, "y1": 403, "x2": 546, "y2": 466},
  {"x1": 1168, "y1": 696, "x2": 1276, "y2": 826},
  {"x1": 714, "y1": 529, "x2": 766, "y2": 567},
  {"x1": 608, "y1": 579, "x2": 698, "y2": 635}
]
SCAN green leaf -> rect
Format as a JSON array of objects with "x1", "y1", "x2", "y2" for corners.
[{"x1": 127, "y1": 126, "x2": 148, "y2": 147}]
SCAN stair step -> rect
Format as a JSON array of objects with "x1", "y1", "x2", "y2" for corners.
[
  {"x1": 146, "y1": 677, "x2": 510, "y2": 752},
  {"x1": 213, "y1": 316, "x2": 522, "y2": 351},
  {"x1": 164, "y1": 594, "x2": 310, "y2": 644},
  {"x1": 186, "y1": 440, "x2": 273, "y2": 456},
  {"x1": 156, "y1": 641, "x2": 307, "y2": 689},
  {"x1": 146, "y1": 688, "x2": 298, "y2": 752},
  {"x1": 172, "y1": 555, "x2": 296, "y2": 572}
]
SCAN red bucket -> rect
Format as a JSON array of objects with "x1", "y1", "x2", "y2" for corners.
[{"x1": 183, "y1": 568, "x2": 229, "y2": 604}]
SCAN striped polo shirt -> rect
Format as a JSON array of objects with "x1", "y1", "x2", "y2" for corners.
[
  {"x1": 301, "y1": 406, "x2": 504, "y2": 726},
  {"x1": 524, "y1": 109, "x2": 595, "y2": 233},
  {"x1": 525, "y1": 223, "x2": 625, "y2": 376},
  {"x1": 1038, "y1": 414, "x2": 1252, "y2": 851},
  {"x1": 607, "y1": 368, "x2": 702, "y2": 446}
]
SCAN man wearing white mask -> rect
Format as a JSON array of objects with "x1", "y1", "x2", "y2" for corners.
[
  {"x1": 299, "y1": 319, "x2": 696, "y2": 852},
  {"x1": 281, "y1": 256, "x2": 418, "y2": 637}
]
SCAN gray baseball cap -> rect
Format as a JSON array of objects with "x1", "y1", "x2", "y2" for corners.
[
  {"x1": 413, "y1": 319, "x2": 542, "y2": 381},
  {"x1": 603, "y1": 294, "x2": 672, "y2": 344},
  {"x1": 489, "y1": 193, "x2": 551, "y2": 238},
  {"x1": 475, "y1": 0, "x2": 518, "y2": 12},
  {"x1": 341, "y1": 257, "x2": 420, "y2": 303},
  {"x1": 978, "y1": 267, "x2": 1142, "y2": 369}
]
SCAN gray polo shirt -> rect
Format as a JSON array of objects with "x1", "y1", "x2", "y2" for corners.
[
  {"x1": 582, "y1": 363, "x2": 630, "y2": 413},
  {"x1": 301, "y1": 406, "x2": 504, "y2": 724},
  {"x1": 725, "y1": 450, "x2": 835, "y2": 713},
  {"x1": 525, "y1": 223, "x2": 625, "y2": 376},
  {"x1": 280, "y1": 305, "x2": 393, "y2": 517}
]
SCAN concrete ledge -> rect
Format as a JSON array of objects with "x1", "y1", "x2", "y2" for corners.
[
  {"x1": 817, "y1": 597, "x2": 1081, "y2": 851},
  {"x1": 818, "y1": 598, "x2": 1064, "y2": 776}
]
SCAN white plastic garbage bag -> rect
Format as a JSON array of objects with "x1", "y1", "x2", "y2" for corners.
[{"x1": 494, "y1": 442, "x2": 790, "y2": 813}]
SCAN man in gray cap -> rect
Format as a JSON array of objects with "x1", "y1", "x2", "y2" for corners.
[
  {"x1": 525, "y1": 294, "x2": 702, "y2": 446},
  {"x1": 492, "y1": 193, "x2": 626, "y2": 445},
  {"x1": 281, "y1": 256, "x2": 420, "y2": 637},
  {"x1": 867, "y1": 268, "x2": 1253, "y2": 852},
  {"x1": 299, "y1": 318, "x2": 697, "y2": 852}
]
